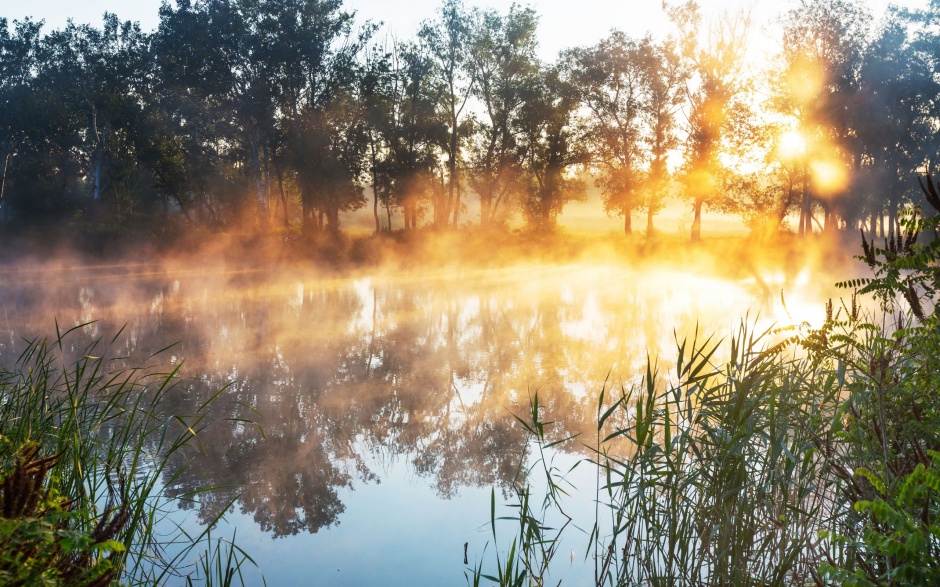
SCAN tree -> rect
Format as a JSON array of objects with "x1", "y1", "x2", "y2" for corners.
[
  {"x1": 641, "y1": 38, "x2": 687, "y2": 235},
  {"x1": 669, "y1": 0, "x2": 751, "y2": 241},
  {"x1": 0, "y1": 18, "x2": 42, "y2": 222},
  {"x1": 774, "y1": 0, "x2": 870, "y2": 235},
  {"x1": 75, "y1": 16, "x2": 150, "y2": 227},
  {"x1": 569, "y1": 32, "x2": 647, "y2": 235},
  {"x1": 6, "y1": 14, "x2": 152, "y2": 231},
  {"x1": 360, "y1": 44, "x2": 394, "y2": 232},
  {"x1": 466, "y1": 4, "x2": 539, "y2": 226},
  {"x1": 419, "y1": 0, "x2": 474, "y2": 227},
  {"x1": 261, "y1": 0, "x2": 373, "y2": 234},
  {"x1": 852, "y1": 10, "x2": 940, "y2": 238},
  {"x1": 152, "y1": 0, "x2": 254, "y2": 227},
  {"x1": 517, "y1": 62, "x2": 588, "y2": 227},
  {"x1": 365, "y1": 39, "x2": 446, "y2": 231}
]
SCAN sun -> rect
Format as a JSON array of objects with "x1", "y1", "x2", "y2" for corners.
[{"x1": 778, "y1": 130, "x2": 806, "y2": 161}]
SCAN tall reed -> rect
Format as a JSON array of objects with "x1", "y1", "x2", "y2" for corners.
[
  {"x1": 470, "y1": 177, "x2": 940, "y2": 586},
  {"x1": 0, "y1": 323, "x2": 257, "y2": 586}
]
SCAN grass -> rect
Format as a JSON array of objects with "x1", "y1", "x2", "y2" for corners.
[
  {"x1": 0, "y1": 323, "x2": 259, "y2": 586},
  {"x1": 470, "y1": 190, "x2": 940, "y2": 585}
]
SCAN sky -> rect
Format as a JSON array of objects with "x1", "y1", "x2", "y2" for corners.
[{"x1": 0, "y1": 0, "x2": 932, "y2": 62}]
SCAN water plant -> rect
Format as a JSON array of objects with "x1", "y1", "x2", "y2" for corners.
[
  {"x1": 0, "y1": 324, "x2": 257, "y2": 586},
  {"x1": 470, "y1": 174, "x2": 940, "y2": 586}
]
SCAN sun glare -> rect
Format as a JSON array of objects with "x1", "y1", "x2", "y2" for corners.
[
  {"x1": 778, "y1": 130, "x2": 806, "y2": 160},
  {"x1": 810, "y1": 160, "x2": 849, "y2": 195},
  {"x1": 785, "y1": 55, "x2": 826, "y2": 106}
]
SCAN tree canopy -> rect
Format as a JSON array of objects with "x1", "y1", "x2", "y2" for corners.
[{"x1": 1, "y1": 0, "x2": 938, "y2": 242}]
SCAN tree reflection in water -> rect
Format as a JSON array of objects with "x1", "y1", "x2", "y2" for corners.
[{"x1": 0, "y1": 261, "x2": 825, "y2": 539}]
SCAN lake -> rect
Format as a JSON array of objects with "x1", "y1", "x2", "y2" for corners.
[{"x1": 0, "y1": 252, "x2": 843, "y2": 585}]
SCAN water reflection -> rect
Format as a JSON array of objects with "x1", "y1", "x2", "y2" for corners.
[{"x1": 0, "y1": 260, "x2": 834, "y2": 542}]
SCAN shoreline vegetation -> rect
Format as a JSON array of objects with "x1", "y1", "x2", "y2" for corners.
[
  {"x1": 0, "y1": 223, "x2": 861, "y2": 281},
  {"x1": 468, "y1": 188, "x2": 940, "y2": 585},
  {"x1": 0, "y1": 327, "x2": 259, "y2": 586}
]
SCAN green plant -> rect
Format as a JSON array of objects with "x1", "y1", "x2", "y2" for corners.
[
  {"x1": 467, "y1": 391, "x2": 578, "y2": 587},
  {"x1": 472, "y1": 321, "x2": 841, "y2": 586},
  {"x1": 820, "y1": 452, "x2": 940, "y2": 586},
  {"x1": 814, "y1": 175, "x2": 940, "y2": 586},
  {"x1": 469, "y1": 172, "x2": 940, "y2": 587},
  {"x1": 0, "y1": 324, "x2": 258, "y2": 586}
]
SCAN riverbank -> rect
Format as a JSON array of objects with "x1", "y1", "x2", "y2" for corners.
[{"x1": 1, "y1": 222, "x2": 863, "y2": 284}]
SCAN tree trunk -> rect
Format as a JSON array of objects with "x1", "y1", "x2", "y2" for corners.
[
  {"x1": 301, "y1": 194, "x2": 312, "y2": 235},
  {"x1": 369, "y1": 134, "x2": 381, "y2": 234},
  {"x1": 691, "y1": 199, "x2": 702, "y2": 241},
  {"x1": 646, "y1": 206, "x2": 655, "y2": 236},
  {"x1": 452, "y1": 181, "x2": 461, "y2": 226},
  {"x1": 0, "y1": 148, "x2": 9, "y2": 223},
  {"x1": 276, "y1": 165, "x2": 289, "y2": 229},
  {"x1": 624, "y1": 211, "x2": 632, "y2": 236},
  {"x1": 800, "y1": 164, "x2": 811, "y2": 237},
  {"x1": 263, "y1": 141, "x2": 272, "y2": 226},
  {"x1": 93, "y1": 146, "x2": 104, "y2": 203},
  {"x1": 803, "y1": 199, "x2": 812, "y2": 237},
  {"x1": 373, "y1": 187, "x2": 380, "y2": 234},
  {"x1": 250, "y1": 128, "x2": 266, "y2": 230},
  {"x1": 327, "y1": 205, "x2": 340, "y2": 234},
  {"x1": 541, "y1": 193, "x2": 552, "y2": 226}
]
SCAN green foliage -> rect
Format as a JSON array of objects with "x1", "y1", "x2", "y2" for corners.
[
  {"x1": 0, "y1": 439, "x2": 125, "y2": 586},
  {"x1": 4, "y1": 0, "x2": 940, "y2": 238},
  {"x1": 820, "y1": 454, "x2": 940, "y2": 586},
  {"x1": 0, "y1": 325, "x2": 258, "y2": 586},
  {"x1": 473, "y1": 320, "x2": 839, "y2": 586},
  {"x1": 470, "y1": 171, "x2": 940, "y2": 586},
  {"x1": 813, "y1": 175, "x2": 940, "y2": 586}
]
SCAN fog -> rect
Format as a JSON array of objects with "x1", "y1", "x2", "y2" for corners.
[{"x1": 0, "y1": 223, "x2": 874, "y2": 584}]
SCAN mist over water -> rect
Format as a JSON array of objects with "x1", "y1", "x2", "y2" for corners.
[{"x1": 0, "y1": 248, "x2": 853, "y2": 585}]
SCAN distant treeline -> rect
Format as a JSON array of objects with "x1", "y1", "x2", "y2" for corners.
[{"x1": 1, "y1": 0, "x2": 938, "y2": 241}]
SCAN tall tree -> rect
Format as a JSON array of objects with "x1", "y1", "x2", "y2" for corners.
[
  {"x1": 24, "y1": 15, "x2": 152, "y2": 230},
  {"x1": 383, "y1": 40, "x2": 447, "y2": 230},
  {"x1": 852, "y1": 10, "x2": 940, "y2": 237},
  {"x1": 360, "y1": 44, "x2": 394, "y2": 233},
  {"x1": 570, "y1": 32, "x2": 650, "y2": 235},
  {"x1": 517, "y1": 62, "x2": 588, "y2": 227},
  {"x1": 262, "y1": 0, "x2": 373, "y2": 234},
  {"x1": 152, "y1": 0, "x2": 253, "y2": 227},
  {"x1": 419, "y1": 0, "x2": 474, "y2": 227},
  {"x1": 641, "y1": 38, "x2": 687, "y2": 235},
  {"x1": 466, "y1": 4, "x2": 539, "y2": 226},
  {"x1": 774, "y1": 0, "x2": 870, "y2": 235},
  {"x1": 0, "y1": 18, "x2": 42, "y2": 222},
  {"x1": 669, "y1": 0, "x2": 751, "y2": 241}
]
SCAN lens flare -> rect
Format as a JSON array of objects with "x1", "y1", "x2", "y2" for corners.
[
  {"x1": 778, "y1": 130, "x2": 806, "y2": 161},
  {"x1": 785, "y1": 55, "x2": 825, "y2": 105},
  {"x1": 810, "y1": 159, "x2": 848, "y2": 196}
]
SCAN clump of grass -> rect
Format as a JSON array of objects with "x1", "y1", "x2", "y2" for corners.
[
  {"x1": 470, "y1": 173, "x2": 940, "y2": 586},
  {"x1": 477, "y1": 321, "x2": 840, "y2": 586},
  {"x1": 0, "y1": 323, "x2": 258, "y2": 586}
]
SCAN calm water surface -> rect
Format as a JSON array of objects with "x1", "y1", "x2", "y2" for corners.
[{"x1": 0, "y1": 259, "x2": 836, "y2": 585}]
